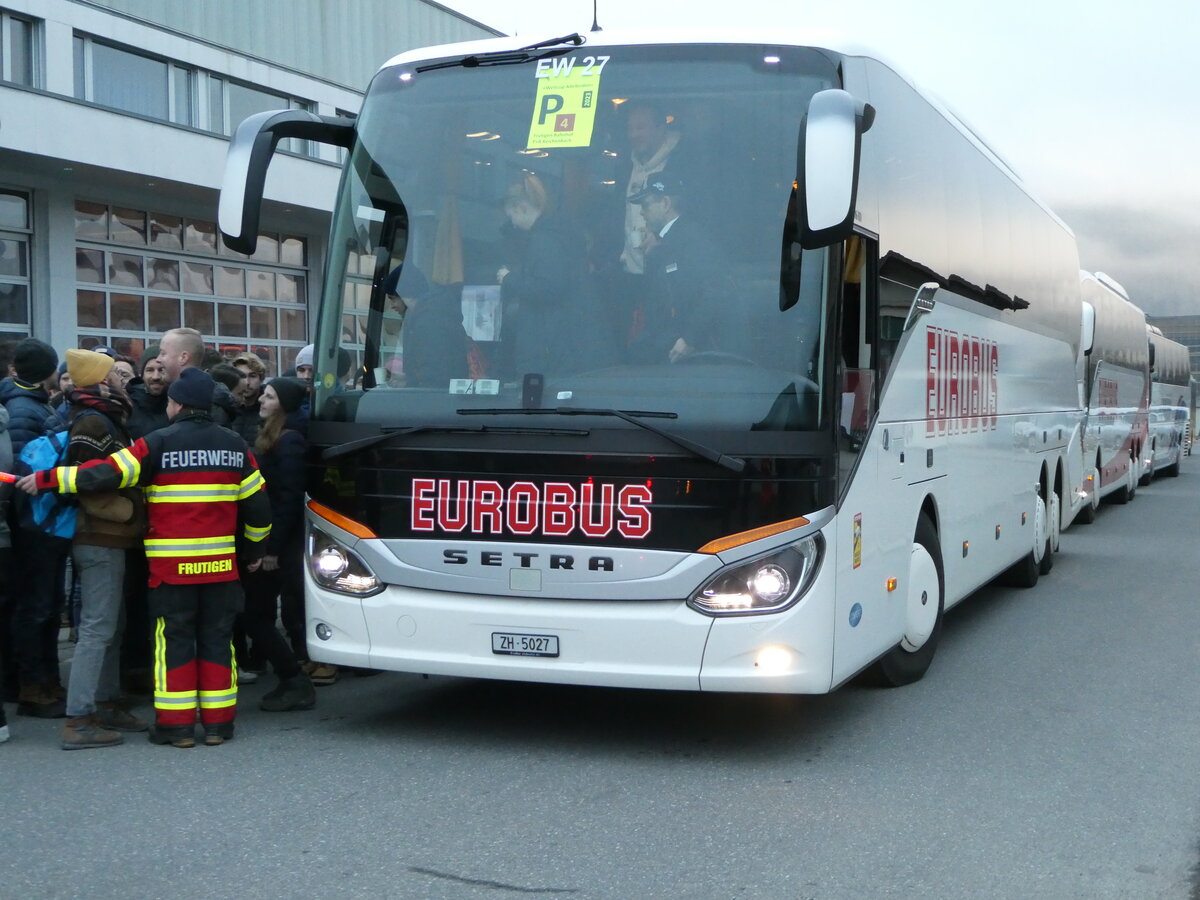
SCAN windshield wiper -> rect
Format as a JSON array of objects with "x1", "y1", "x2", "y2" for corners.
[
  {"x1": 416, "y1": 33, "x2": 584, "y2": 72},
  {"x1": 321, "y1": 423, "x2": 589, "y2": 462},
  {"x1": 457, "y1": 408, "x2": 747, "y2": 473}
]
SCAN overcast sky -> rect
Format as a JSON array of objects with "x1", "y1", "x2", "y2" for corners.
[{"x1": 441, "y1": 0, "x2": 1200, "y2": 316}]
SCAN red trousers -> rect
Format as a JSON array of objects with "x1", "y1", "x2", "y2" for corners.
[{"x1": 149, "y1": 581, "x2": 242, "y2": 728}]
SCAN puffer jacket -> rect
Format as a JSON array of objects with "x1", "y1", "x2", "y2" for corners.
[
  {"x1": 127, "y1": 379, "x2": 169, "y2": 439},
  {"x1": 0, "y1": 376, "x2": 55, "y2": 457},
  {"x1": 211, "y1": 383, "x2": 240, "y2": 428},
  {"x1": 256, "y1": 408, "x2": 308, "y2": 556},
  {"x1": 0, "y1": 405, "x2": 12, "y2": 550}
]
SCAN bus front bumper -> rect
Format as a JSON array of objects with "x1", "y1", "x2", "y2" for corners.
[{"x1": 304, "y1": 572, "x2": 836, "y2": 694}]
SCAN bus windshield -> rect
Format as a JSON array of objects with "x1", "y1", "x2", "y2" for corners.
[{"x1": 314, "y1": 42, "x2": 838, "y2": 443}]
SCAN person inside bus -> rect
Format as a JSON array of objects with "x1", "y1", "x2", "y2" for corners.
[
  {"x1": 626, "y1": 173, "x2": 731, "y2": 364},
  {"x1": 496, "y1": 176, "x2": 602, "y2": 378},
  {"x1": 384, "y1": 263, "x2": 473, "y2": 388},
  {"x1": 619, "y1": 101, "x2": 683, "y2": 277}
]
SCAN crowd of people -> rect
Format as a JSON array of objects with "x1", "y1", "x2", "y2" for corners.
[{"x1": 0, "y1": 329, "x2": 330, "y2": 750}]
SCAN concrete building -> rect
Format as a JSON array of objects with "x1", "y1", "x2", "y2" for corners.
[{"x1": 0, "y1": 0, "x2": 498, "y2": 373}]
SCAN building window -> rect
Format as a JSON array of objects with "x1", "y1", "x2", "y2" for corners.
[
  {"x1": 1, "y1": 10, "x2": 37, "y2": 87},
  {"x1": 74, "y1": 200, "x2": 309, "y2": 374},
  {"x1": 0, "y1": 189, "x2": 31, "y2": 340},
  {"x1": 74, "y1": 33, "x2": 315, "y2": 152}
]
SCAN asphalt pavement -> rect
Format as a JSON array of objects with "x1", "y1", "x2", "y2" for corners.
[{"x1": 2, "y1": 463, "x2": 1198, "y2": 899}]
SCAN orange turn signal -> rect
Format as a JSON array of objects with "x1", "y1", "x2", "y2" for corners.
[
  {"x1": 697, "y1": 516, "x2": 810, "y2": 554},
  {"x1": 307, "y1": 500, "x2": 377, "y2": 540}
]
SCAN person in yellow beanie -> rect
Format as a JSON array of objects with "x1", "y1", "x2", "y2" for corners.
[{"x1": 58, "y1": 348, "x2": 148, "y2": 750}]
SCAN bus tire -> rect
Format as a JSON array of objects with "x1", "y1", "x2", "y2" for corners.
[
  {"x1": 1076, "y1": 470, "x2": 1099, "y2": 525},
  {"x1": 872, "y1": 515, "x2": 943, "y2": 687},
  {"x1": 1039, "y1": 491, "x2": 1059, "y2": 575},
  {"x1": 1001, "y1": 494, "x2": 1046, "y2": 588},
  {"x1": 1162, "y1": 450, "x2": 1180, "y2": 477}
]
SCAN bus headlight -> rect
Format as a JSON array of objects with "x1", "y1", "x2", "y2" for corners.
[
  {"x1": 688, "y1": 535, "x2": 823, "y2": 616},
  {"x1": 307, "y1": 529, "x2": 383, "y2": 596}
]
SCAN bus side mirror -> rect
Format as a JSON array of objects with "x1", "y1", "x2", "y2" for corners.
[
  {"x1": 798, "y1": 89, "x2": 875, "y2": 249},
  {"x1": 219, "y1": 109, "x2": 356, "y2": 255},
  {"x1": 1080, "y1": 302, "x2": 1095, "y2": 356}
]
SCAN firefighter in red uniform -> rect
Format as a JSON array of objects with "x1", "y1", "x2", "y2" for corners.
[{"x1": 18, "y1": 367, "x2": 271, "y2": 748}]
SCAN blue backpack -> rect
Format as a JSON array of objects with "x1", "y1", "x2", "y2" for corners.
[{"x1": 14, "y1": 410, "x2": 105, "y2": 539}]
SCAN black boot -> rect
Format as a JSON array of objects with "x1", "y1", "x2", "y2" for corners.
[{"x1": 259, "y1": 673, "x2": 316, "y2": 712}]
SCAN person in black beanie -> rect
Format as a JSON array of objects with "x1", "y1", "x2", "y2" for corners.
[
  {"x1": 0, "y1": 338, "x2": 70, "y2": 718},
  {"x1": 242, "y1": 376, "x2": 318, "y2": 705}
]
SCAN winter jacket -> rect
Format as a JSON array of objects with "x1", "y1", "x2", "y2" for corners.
[
  {"x1": 0, "y1": 376, "x2": 55, "y2": 457},
  {"x1": 127, "y1": 380, "x2": 169, "y2": 439},
  {"x1": 65, "y1": 395, "x2": 145, "y2": 550},
  {"x1": 211, "y1": 383, "x2": 240, "y2": 428},
  {"x1": 231, "y1": 400, "x2": 261, "y2": 446},
  {"x1": 256, "y1": 408, "x2": 308, "y2": 557},
  {"x1": 35, "y1": 410, "x2": 271, "y2": 587},
  {"x1": 0, "y1": 405, "x2": 12, "y2": 550}
]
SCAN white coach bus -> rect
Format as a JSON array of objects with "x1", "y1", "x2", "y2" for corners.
[
  {"x1": 1141, "y1": 326, "x2": 1189, "y2": 480},
  {"x1": 1072, "y1": 272, "x2": 1149, "y2": 522},
  {"x1": 220, "y1": 32, "x2": 1086, "y2": 692}
]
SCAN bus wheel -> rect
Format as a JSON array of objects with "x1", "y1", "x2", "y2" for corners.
[
  {"x1": 1039, "y1": 491, "x2": 1059, "y2": 575},
  {"x1": 1076, "y1": 469, "x2": 1099, "y2": 524},
  {"x1": 873, "y1": 515, "x2": 943, "y2": 687},
  {"x1": 1162, "y1": 454, "x2": 1180, "y2": 478},
  {"x1": 1001, "y1": 494, "x2": 1046, "y2": 588}
]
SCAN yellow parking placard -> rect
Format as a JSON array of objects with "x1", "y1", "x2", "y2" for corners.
[{"x1": 526, "y1": 55, "x2": 609, "y2": 149}]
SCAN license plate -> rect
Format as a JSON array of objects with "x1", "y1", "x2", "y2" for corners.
[{"x1": 491, "y1": 632, "x2": 559, "y2": 658}]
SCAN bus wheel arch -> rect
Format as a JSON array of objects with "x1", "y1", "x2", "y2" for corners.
[{"x1": 870, "y1": 512, "x2": 944, "y2": 687}]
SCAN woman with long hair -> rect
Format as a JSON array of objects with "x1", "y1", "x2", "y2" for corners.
[{"x1": 240, "y1": 377, "x2": 319, "y2": 708}]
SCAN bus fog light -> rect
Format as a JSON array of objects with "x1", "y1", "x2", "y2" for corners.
[
  {"x1": 307, "y1": 528, "x2": 383, "y2": 596},
  {"x1": 315, "y1": 623, "x2": 333, "y2": 641},
  {"x1": 689, "y1": 535, "x2": 823, "y2": 616},
  {"x1": 755, "y1": 646, "x2": 792, "y2": 673}
]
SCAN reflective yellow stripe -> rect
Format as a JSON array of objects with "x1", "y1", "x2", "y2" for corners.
[
  {"x1": 154, "y1": 617, "x2": 166, "y2": 696},
  {"x1": 57, "y1": 466, "x2": 79, "y2": 494},
  {"x1": 112, "y1": 448, "x2": 139, "y2": 488},
  {"x1": 145, "y1": 535, "x2": 236, "y2": 557},
  {"x1": 145, "y1": 483, "x2": 241, "y2": 502},
  {"x1": 243, "y1": 523, "x2": 270, "y2": 543},
  {"x1": 154, "y1": 691, "x2": 199, "y2": 708},
  {"x1": 145, "y1": 544, "x2": 236, "y2": 558},
  {"x1": 237, "y1": 470, "x2": 265, "y2": 500},
  {"x1": 146, "y1": 535, "x2": 236, "y2": 546},
  {"x1": 198, "y1": 689, "x2": 236, "y2": 709}
]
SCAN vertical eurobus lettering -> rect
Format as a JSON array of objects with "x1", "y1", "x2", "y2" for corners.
[
  {"x1": 543, "y1": 483, "x2": 577, "y2": 536},
  {"x1": 412, "y1": 478, "x2": 437, "y2": 531},
  {"x1": 970, "y1": 337, "x2": 981, "y2": 431},
  {"x1": 471, "y1": 480, "x2": 504, "y2": 534},
  {"x1": 579, "y1": 481, "x2": 615, "y2": 537},
  {"x1": 506, "y1": 482, "x2": 539, "y2": 535},
  {"x1": 437, "y1": 479, "x2": 469, "y2": 532},
  {"x1": 616, "y1": 485, "x2": 653, "y2": 538},
  {"x1": 926, "y1": 327, "x2": 939, "y2": 436},
  {"x1": 989, "y1": 342, "x2": 999, "y2": 428},
  {"x1": 924, "y1": 327, "x2": 1001, "y2": 438},
  {"x1": 948, "y1": 333, "x2": 960, "y2": 433}
]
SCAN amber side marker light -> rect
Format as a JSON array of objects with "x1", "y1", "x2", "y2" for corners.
[
  {"x1": 698, "y1": 516, "x2": 810, "y2": 554},
  {"x1": 307, "y1": 500, "x2": 377, "y2": 540}
]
